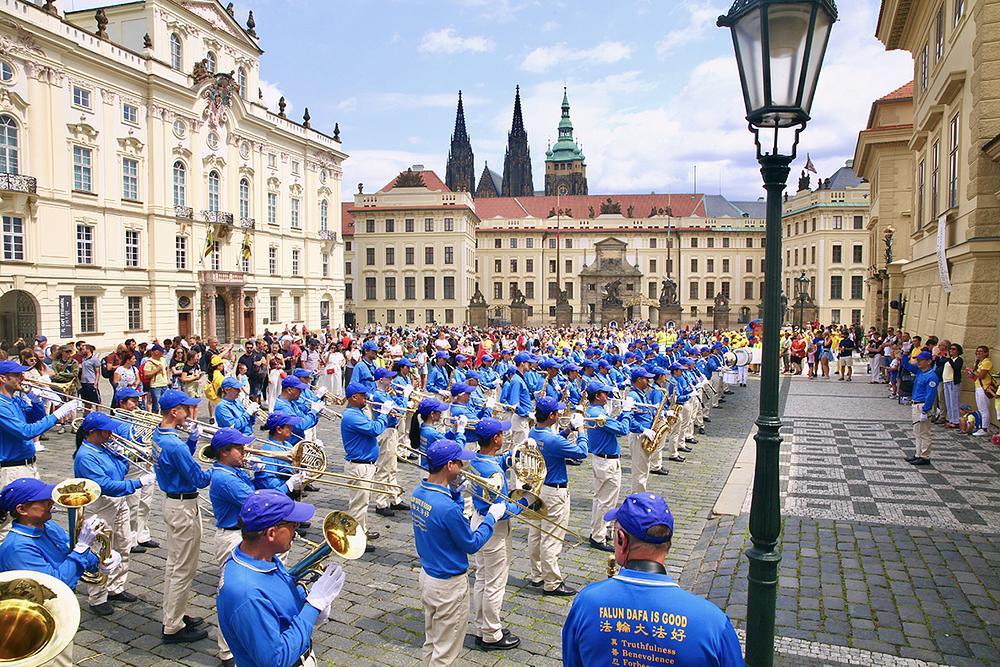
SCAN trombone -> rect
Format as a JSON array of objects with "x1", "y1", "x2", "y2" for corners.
[{"x1": 287, "y1": 511, "x2": 367, "y2": 583}]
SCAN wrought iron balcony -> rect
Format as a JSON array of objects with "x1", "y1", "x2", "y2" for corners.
[
  {"x1": 202, "y1": 210, "x2": 234, "y2": 225},
  {"x1": 318, "y1": 229, "x2": 336, "y2": 240},
  {"x1": 240, "y1": 216, "x2": 256, "y2": 230},
  {"x1": 175, "y1": 206, "x2": 194, "y2": 220},
  {"x1": 0, "y1": 173, "x2": 37, "y2": 194}
]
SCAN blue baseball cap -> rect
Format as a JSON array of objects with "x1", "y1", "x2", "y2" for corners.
[
  {"x1": 464, "y1": 370, "x2": 481, "y2": 381},
  {"x1": 281, "y1": 376, "x2": 309, "y2": 391},
  {"x1": 265, "y1": 412, "x2": 302, "y2": 431},
  {"x1": 513, "y1": 352, "x2": 535, "y2": 364},
  {"x1": 344, "y1": 382, "x2": 368, "y2": 397},
  {"x1": 587, "y1": 381, "x2": 613, "y2": 395},
  {"x1": 669, "y1": 362, "x2": 684, "y2": 371},
  {"x1": 417, "y1": 398, "x2": 450, "y2": 417},
  {"x1": 581, "y1": 360, "x2": 597, "y2": 370},
  {"x1": 160, "y1": 389, "x2": 200, "y2": 410},
  {"x1": 450, "y1": 382, "x2": 473, "y2": 396},
  {"x1": 80, "y1": 411, "x2": 115, "y2": 434},
  {"x1": 220, "y1": 376, "x2": 242, "y2": 390},
  {"x1": 455, "y1": 355, "x2": 467, "y2": 363},
  {"x1": 604, "y1": 492, "x2": 674, "y2": 543},
  {"x1": 374, "y1": 368, "x2": 397, "y2": 380},
  {"x1": 209, "y1": 426, "x2": 255, "y2": 451},
  {"x1": 0, "y1": 360, "x2": 32, "y2": 374},
  {"x1": 240, "y1": 489, "x2": 315, "y2": 532},
  {"x1": 536, "y1": 396, "x2": 566, "y2": 414},
  {"x1": 598, "y1": 360, "x2": 611, "y2": 369},
  {"x1": 395, "y1": 358, "x2": 416, "y2": 367},
  {"x1": 538, "y1": 358, "x2": 558, "y2": 370},
  {"x1": 425, "y1": 438, "x2": 475, "y2": 469},
  {"x1": 292, "y1": 369, "x2": 314, "y2": 379},
  {"x1": 434, "y1": 351, "x2": 450, "y2": 360},
  {"x1": 563, "y1": 363, "x2": 581, "y2": 373},
  {"x1": 150, "y1": 344, "x2": 166, "y2": 353},
  {"x1": 0, "y1": 477, "x2": 56, "y2": 511},
  {"x1": 914, "y1": 351, "x2": 934, "y2": 360},
  {"x1": 630, "y1": 368, "x2": 655, "y2": 381},
  {"x1": 474, "y1": 418, "x2": 511, "y2": 442},
  {"x1": 499, "y1": 349, "x2": 512, "y2": 356},
  {"x1": 481, "y1": 355, "x2": 494, "y2": 363},
  {"x1": 114, "y1": 386, "x2": 142, "y2": 403},
  {"x1": 362, "y1": 341, "x2": 379, "y2": 352}
]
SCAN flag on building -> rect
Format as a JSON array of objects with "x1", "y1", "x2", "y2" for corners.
[
  {"x1": 805, "y1": 153, "x2": 817, "y2": 173},
  {"x1": 203, "y1": 225, "x2": 215, "y2": 257},
  {"x1": 241, "y1": 232, "x2": 252, "y2": 260}
]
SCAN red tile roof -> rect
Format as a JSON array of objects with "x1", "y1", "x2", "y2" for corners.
[
  {"x1": 341, "y1": 202, "x2": 355, "y2": 236},
  {"x1": 880, "y1": 81, "x2": 914, "y2": 101},
  {"x1": 379, "y1": 169, "x2": 451, "y2": 193},
  {"x1": 474, "y1": 194, "x2": 706, "y2": 220}
]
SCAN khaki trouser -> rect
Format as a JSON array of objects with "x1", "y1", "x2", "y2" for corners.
[
  {"x1": 528, "y1": 485, "x2": 570, "y2": 591},
  {"x1": 470, "y1": 514, "x2": 511, "y2": 643},
  {"x1": 374, "y1": 428, "x2": 401, "y2": 509},
  {"x1": 649, "y1": 438, "x2": 665, "y2": 472},
  {"x1": 344, "y1": 461, "x2": 375, "y2": 533},
  {"x1": 214, "y1": 528, "x2": 244, "y2": 660},
  {"x1": 0, "y1": 463, "x2": 38, "y2": 542},
  {"x1": 711, "y1": 372, "x2": 723, "y2": 408},
  {"x1": 50, "y1": 641, "x2": 73, "y2": 667},
  {"x1": 912, "y1": 404, "x2": 932, "y2": 459},
  {"x1": 589, "y1": 456, "x2": 621, "y2": 543},
  {"x1": 681, "y1": 400, "x2": 696, "y2": 440},
  {"x1": 419, "y1": 569, "x2": 469, "y2": 666},
  {"x1": 162, "y1": 496, "x2": 203, "y2": 635},
  {"x1": 87, "y1": 494, "x2": 132, "y2": 605},
  {"x1": 509, "y1": 415, "x2": 530, "y2": 446},
  {"x1": 126, "y1": 465, "x2": 154, "y2": 545},
  {"x1": 629, "y1": 433, "x2": 652, "y2": 494}
]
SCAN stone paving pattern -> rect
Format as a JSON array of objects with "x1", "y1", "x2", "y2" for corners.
[{"x1": 33, "y1": 382, "x2": 759, "y2": 667}]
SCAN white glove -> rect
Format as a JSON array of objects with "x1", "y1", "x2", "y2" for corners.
[
  {"x1": 138, "y1": 472, "x2": 156, "y2": 488},
  {"x1": 450, "y1": 479, "x2": 469, "y2": 495},
  {"x1": 53, "y1": 400, "x2": 82, "y2": 420},
  {"x1": 379, "y1": 401, "x2": 394, "y2": 416},
  {"x1": 187, "y1": 424, "x2": 202, "y2": 442},
  {"x1": 569, "y1": 412, "x2": 584, "y2": 430},
  {"x1": 919, "y1": 412, "x2": 928, "y2": 422},
  {"x1": 455, "y1": 415, "x2": 469, "y2": 431},
  {"x1": 100, "y1": 549, "x2": 122, "y2": 574},
  {"x1": 487, "y1": 502, "x2": 507, "y2": 522},
  {"x1": 317, "y1": 602, "x2": 333, "y2": 624},
  {"x1": 285, "y1": 471, "x2": 306, "y2": 493},
  {"x1": 315, "y1": 386, "x2": 329, "y2": 399},
  {"x1": 402, "y1": 385, "x2": 414, "y2": 398},
  {"x1": 245, "y1": 456, "x2": 266, "y2": 473},
  {"x1": 620, "y1": 397, "x2": 635, "y2": 412},
  {"x1": 642, "y1": 428, "x2": 657, "y2": 440},
  {"x1": 73, "y1": 516, "x2": 107, "y2": 552},
  {"x1": 438, "y1": 390, "x2": 451, "y2": 399},
  {"x1": 310, "y1": 400, "x2": 325, "y2": 413},
  {"x1": 484, "y1": 397, "x2": 496, "y2": 410},
  {"x1": 305, "y1": 563, "x2": 346, "y2": 612},
  {"x1": 245, "y1": 402, "x2": 261, "y2": 416}
]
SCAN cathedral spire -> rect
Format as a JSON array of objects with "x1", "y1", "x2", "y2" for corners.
[
  {"x1": 445, "y1": 90, "x2": 475, "y2": 193},
  {"x1": 502, "y1": 85, "x2": 534, "y2": 197}
]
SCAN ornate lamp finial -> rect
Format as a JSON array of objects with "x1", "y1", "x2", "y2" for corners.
[
  {"x1": 246, "y1": 11, "x2": 257, "y2": 38},
  {"x1": 277, "y1": 96, "x2": 286, "y2": 118},
  {"x1": 333, "y1": 123, "x2": 341, "y2": 142},
  {"x1": 302, "y1": 108, "x2": 311, "y2": 128}
]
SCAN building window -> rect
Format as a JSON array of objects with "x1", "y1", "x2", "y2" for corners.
[
  {"x1": 931, "y1": 140, "x2": 940, "y2": 217},
  {"x1": 934, "y1": 6, "x2": 944, "y2": 63},
  {"x1": 365, "y1": 248, "x2": 375, "y2": 265},
  {"x1": 706, "y1": 281, "x2": 716, "y2": 299},
  {"x1": 344, "y1": 282, "x2": 353, "y2": 300},
  {"x1": 171, "y1": 161, "x2": 187, "y2": 207},
  {"x1": 547, "y1": 281, "x2": 557, "y2": 299},
  {"x1": 424, "y1": 218, "x2": 434, "y2": 233},
  {"x1": 851, "y1": 275, "x2": 864, "y2": 299},
  {"x1": 405, "y1": 218, "x2": 414, "y2": 233},
  {"x1": 690, "y1": 258, "x2": 698, "y2": 273},
  {"x1": 365, "y1": 219, "x2": 375, "y2": 233},
  {"x1": 267, "y1": 153, "x2": 277, "y2": 169},
  {"x1": 445, "y1": 217, "x2": 454, "y2": 232},
  {"x1": 548, "y1": 238, "x2": 556, "y2": 249},
  {"x1": 548, "y1": 260, "x2": 556, "y2": 273},
  {"x1": 509, "y1": 258, "x2": 517, "y2": 272},
  {"x1": 649, "y1": 259, "x2": 657, "y2": 273},
  {"x1": 565, "y1": 238, "x2": 572, "y2": 249},
  {"x1": 707, "y1": 259, "x2": 715, "y2": 273},
  {"x1": 364, "y1": 277, "x2": 376, "y2": 300},
  {"x1": 794, "y1": 248, "x2": 799, "y2": 266},
  {"x1": 385, "y1": 218, "x2": 395, "y2": 234},
  {"x1": 2, "y1": 215, "x2": 24, "y2": 261},
  {"x1": 445, "y1": 246, "x2": 454, "y2": 265},
  {"x1": 0, "y1": 115, "x2": 18, "y2": 174},
  {"x1": 690, "y1": 237, "x2": 698, "y2": 248},
  {"x1": 73, "y1": 146, "x2": 93, "y2": 192},
  {"x1": 404, "y1": 277, "x2": 416, "y2": 300},
  {"x1": 385, "y1": 308, "x2": 395, "y2": 324},
  {"x1": 831, "y1": 309, "x2": 841, "y2": 325},
  {"x1": 385, "y1": 277, "x2": 396, "y2": 300},
  {"x1": 72, "y1": 85, "x2": 91, "y2": 109},
  {"x1": 853, "y1": 215, "x2": 864, "y2": 230},
  {"x1": 0, "y1": 62, "x2": 12, "y2": 82},
  {"x1": 267, "y1": 192, "x2": 278, "y2": 225},
  {"x1": 405, "y1": 247, "x2": 414, "y2": 265},
  {"x1": 170, "y1": 33, "x2": 182, "y2": 70},
  {"x1": 649, "y1": 237, "x2": 657, "y2": 249},
  {"x1": 810, "y1": 247, "x2": 816, "y2": 264},
  {"x1": 832, "y1": 215, "x2": 842, "y2": 229},
  {"x1": 919, "y1": 42, "x2": 928, "y2": 92},
  {"x1": 291, "y1": 160, "x2": 300, "y2": 176},
  {"x1": 745, "y1": 258, "x2": 753, "y2": 273},
  {"x1": 689, "y1": 282, "x2": 699, "y2": 299},
  {"x1": 948, "y1": 113, "x2": 959, "y2": 209},
  {"x1": 125, "y1": 229, "x2": 140, "y2": 267},
  {"x1": 291, "y1": 248, "x2": 300, "y2": 276},
  {"x1": 744, "y1": 281, "x2": 753, "y2": 300},
  {"x1": 237, "y1": 68, "x2": 247, "y2": 99},
  {"x1": 722, "y1": 258, "x2": 730, "y2": 273},
  {"x1": 319, "y1": 200, "x2": 329, "y2": 232},
  {"x1": 406, "y1": 309, "x2": 415, "y2": 324},
  {"x1": 79, "y1": 296, "x2": 97, "y2": 333},
  {"x1": 424, "y1": 276, "x2": 435, "y2": 299},
  {"x1": 832, "y1": 245, "x2": 842, "y2": 263},
  {"x1": 424, "y1": 247, "x2": 434, "y2": 264},
  {"x1": 721, "y1": 281, "x2": 731, "y2": 298},
  {"x1": 564, "y1": 259, "x2": 572, "y2": 274},
  {"x1": 175, "y1": 235, "x2": 187, "y2": 269},
  {"x1": 852, "y1": 244, "x2": 863, "y2": 263},
  {"x1": 493, "y1": 259, "x2": 502, "y2": 273},
  {"x1": 493, "y1": 238, "x2": 501, "y2": 249},
  {"x1": 917, "y1": 159, "x2": 925, "y2": 227},
  {"x1": 76, "y1": 224, "x2": 93, "y2": 265},
  {"x1": 127, "y1": 296, "x2": 142, "y2": 331},
  {"x1": 524, "y1": 281, "x2": 534, "y2": 299},
  {"x1": 443, "y1": 276, "x2": 455, "y2": 300},
  {"x1": 122, "y1": 103, "x2": 138, "y2": 125},
  {"x1": 207, "y1": 170, "x2": 221, "y2": 211},
  {"x1": 526, "y1": 259, "x2": 534, "y2": 272},
  {"x1": 526, "y1": 238, "x2": 534, "y2": 249},
  {"x1": 830, "y1": 275, "x2": 843, "y2": 300},
  {"x1": 722, "y1": 238, "x2": 730, "y2": 248},
  {"x1": 425, "y1": 309, "x2": 435, "y2": 323},
  {"x1": 707, "y1": 237, "x2": 715, "y2": 249},
  {"x1": 211, "y1": 240, "x2": 220, "y2": 270},
  {"x1": 648, "y1": 282, "x2": 657, "y2": 299},
  {"x1": 290, "y1": 198, "x2": 300, "y2": 228},
  {"x1": 385, "y1": 247, "x2": 395, "y2": 265},
  {"x1": 293, "y1": 296, "x2": 302, "y2": 321},
  {"x1": 445, "y1": 308, "x2": 454, "y2": 324},
  {"x1": 345, "y1": 261, "x2": 352, "y2": 274},
  {"x1": 205, "y1": 51, "x2": 217, "y2": 74},
  {"x1": 268, "y1": 247, "x2": 277, "y2": 275},
  {"x1": 121, "y1": 158, "x2": 139, "y2": 200},
  {"x1": 234, "y1": 179, "x2": 248, "y2": 220},
  {"x1": 493, "y1": 282, "x2": 502, "y2": 300},
  {"x1": 954, "y1": 0, "x2": 965, "y2": 26}
]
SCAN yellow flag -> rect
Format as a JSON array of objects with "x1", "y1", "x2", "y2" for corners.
[
  {"x1": 241, "y1": 233, "x2": 252, "y2": 260},
  {"x1": 203, "y1": 225, "x2": 215, "y2": 257}
]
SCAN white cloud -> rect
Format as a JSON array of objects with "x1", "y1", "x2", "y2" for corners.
[
  {"x1": 656, "y1": 3, "x2": 725, "y2": 57},
  {"x1": 520, "y1": 41, "x2": 633, "y2": 73},
  {"x1": 258, "y1": 79, "x2": 290, "y2": 114},
  {"x1": 419, "y1": 28, "x2": 494, "y2": 54}
]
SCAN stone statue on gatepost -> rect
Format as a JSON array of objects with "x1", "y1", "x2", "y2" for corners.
[
  {"x1": 712, "y1": 291, "x2": 731, "y2": 331},
  {"x1": 468, "y1": 285, "x2": 488, "y2": 328},
  {"x1": 555, "y1": 287, "x2": 573, "y2": 327},
  {"x1": 600, "y1": 280, "x2": 624, "y2": 326},
  {"x1": 658, "y1": 277, "x2": 682, "y2": 328},
  {"x1": 509, "y1": 286, "x2": 529, "y2": 327}
]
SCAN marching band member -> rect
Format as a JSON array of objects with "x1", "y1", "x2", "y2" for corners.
[
  {"x1": 527, "y1": 397, "x2": 588, "y2": 595},
  {"x1": 351, "y1": 340, "x2": 380, "y2": 394},
  {"x1": 563, "y1": 363, "x2": 583, "y2": 409},
  {"x1": 625, "y1": 368, "x2": 661, "y2": 494},
  {"x1": 0, "y1": 359, "x2": 79, "y2": 539},
  {"x1": 411, "y1": 439, "x2": 506, "y2": 665},
  {"x1": 536, "y1": 359, "x2": 563, "y2": 401},
  {"x1": 477, "y1": 355, "x2": 499, "y2": 397},
  {"x1": 452, "y1": 354, "x2": 472, "y2": 385},
  {"x1": 217, "y1": 489, "x2": 346, "y2": 667},
  {"x1": 111, "y1": 386, "x2": 158, "y2": 552},
  {"x1": 292, "y1": 369, "x2": 325, "y2": 443},
  {"x1": 215, "y1": 377, "x2": 259, "y2": 437},
  {"x1": 447, "y1": 382, "x2": 482, "y2": 442},
  {"x1": 585, "y1": 382, "x2": 632, "y2": 552},
  {"x1": 666, "y1": 362, "x2": 693, "y2": 463},
  {"x1": 272, "y1": 376, "x2": 322, "y2": 446},
  {"x1": 409, "y1": 398, "x2": 466, "y2": 468},
  {"x1": 207, "y1": 427, "x2": 303, "y2": 666},
  {"x1": 562, "y1": 493, "x2": 743, "y2": 667},
  {"x1": 153, "y1": 388, "x2": 211, "y2": 644},
  {"x1": 426, "y1": 351, "x2": 452, "y2": 397},
  {"x1": 468, "y1": 418, "x2": 522, "y2": 651},
  {"x1": 341, "y1": 381, "x2": 394, "y2": 540},
  {"x1": 73, "y1": 412, "x2": 154, "y2": 615},
  {"x1": 495, "y1": 349, "x2": 514, "y2": 379},
  {"x1": 647, "y1": 367, "x2": 672, "y2": 477},
  {"x1": 505, "y1": 352, "x2": 535, "y2": 446},
  {"x1": 374, "y1": 368, "x2": 410, "y2": 517},
  {"x1": 390, "y1": 359, "x2": 417, "y2": 461},
  {"x1": 256, "y1": 412, "x2": 302, "y2": 492}
]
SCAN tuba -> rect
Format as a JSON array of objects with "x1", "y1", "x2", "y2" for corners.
[
  {"x1": 287, "y1": 511, "x2": 367, "y2": 584},
  {"x1": 0, "y1": 570, "x2": 81, "y2": 666},
  {"x1": 50, "y1": 479, "x2": 111, "y2": 587}
]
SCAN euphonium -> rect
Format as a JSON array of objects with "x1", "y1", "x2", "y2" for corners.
[
  {"x1": 287, "y1": 511, "x2": 367, "y2": 583},
  {"x1": 0, "y1": 570, "x2": 81, "y2": 666},
  {"x1": 50, "y1": 479, "x2": 111, "y2": 587}
]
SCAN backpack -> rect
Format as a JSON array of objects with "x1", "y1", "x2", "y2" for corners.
[{"x1": 101, "y1": 355, "x2": 114, "y2": 380}]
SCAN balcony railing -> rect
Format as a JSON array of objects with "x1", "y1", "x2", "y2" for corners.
[
  {"x1": 0, "y1": 173, "x2": 37, "y2": 194},
  {"x1": 199, "y1": 270, "x2": 246, "y2": 286},
  {"x1": 175, "y1": 206, "x2": 193, "y2": 220},
  {"x1": 319, "y1": 229, "x2": 336, "y2": 240},
  {"x1": 202, "y1": 210, "x2": 234, "y2": 225},
  {"x1": 240, "y1": 216, "x2": 256, "y2": 230}
]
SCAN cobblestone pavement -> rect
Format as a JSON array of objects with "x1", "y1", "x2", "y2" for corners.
[
  {"x1": 30, "y1": 381, "x2": 759, "y2": 667},
  {"x1": 685, "y1": 366, "x2": 1000, "y2": 667}
]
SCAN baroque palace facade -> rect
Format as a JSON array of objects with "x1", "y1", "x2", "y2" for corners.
[{"x1": 0, "y1": 0, "x2": 346, "y2": 348}]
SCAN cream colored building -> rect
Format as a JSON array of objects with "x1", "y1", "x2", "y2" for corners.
[
  {"x1": 875, "y1": 0, "x2": 1000, "y2": 351},
  {"x1": 854, "y1": 81, "x2": 915, "y2": 332},
  {"x1": 781, "y1": 162, "x2": 871, "y2": 327},
  {"x1": 344, "y1": 167, "x2": 767, "y2": 328},
  {"x1": 0, "y1": 0, "x2": 346, "y2": 348}
]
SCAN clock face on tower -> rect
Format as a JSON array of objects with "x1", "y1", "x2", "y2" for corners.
[{"x1": 558, "y1": 184, "x2": 568, "y2": 196}]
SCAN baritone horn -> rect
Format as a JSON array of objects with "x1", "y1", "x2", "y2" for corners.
[
  {"x1": 50, "y1": 479, "x2": 111, "y2": 587},
  {"x1": 287, "y1": 511, "x2": 367, "y2": 583},
  {"x1": 0, "y1": 570, "x2": 81, "y2": 666}
]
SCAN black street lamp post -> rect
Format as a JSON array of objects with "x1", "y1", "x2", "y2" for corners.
[
  {"x1": 795, "y1": 270, "x2": 809, "y2": 329},
  {"x1": 717, "y1": 1, "x2": 837, "y2": 665}
]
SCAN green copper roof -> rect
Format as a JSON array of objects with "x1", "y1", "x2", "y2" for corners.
[{"x1": 545, "y1": 87, "x2": 585, "y2": 164}]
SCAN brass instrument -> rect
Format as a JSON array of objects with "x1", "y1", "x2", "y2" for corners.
[
  {"x1": 441, "y1": 415, "x2": 481, "y2": 428},
  {"x1": 50, "y1": 479, "x2": 111, "y2": 587},
  {"x1": 287, "y1": 511, "x2": 367, "y2": 582},
  {"x1": 639, "y1": 391, "x2": 670, "y2": 454},
  {"x1": 0, "y1": 570, "x2": 81, "y2": 666},
  {"x1": 607, "y1": 554, "x2": 619, "y2": 578},
  {"x1": 508, "y1": 438, "x2": 547, "y2": 506}
]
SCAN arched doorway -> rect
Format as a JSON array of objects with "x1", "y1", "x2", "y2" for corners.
[
  {"x1": 214, "y1": 295, "x2": 230, "y2": 341},
  {"x1": 0, "y1": 289, "x2": 38, "y2": 344}
]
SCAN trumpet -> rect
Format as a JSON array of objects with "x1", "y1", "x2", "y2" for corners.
[
  {"x1": 441, "y1": 415, "x2": 481, "y2": 427},
  {"x1": 50, "y1": 479, "x2": 111, "y2": 586},
  {"x1": 287, "y1": 511, "x2": 366, "y2": 583}
]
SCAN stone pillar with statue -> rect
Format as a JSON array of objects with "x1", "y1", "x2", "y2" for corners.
[
  {"x1": 555, "y1": 288, "x2": 573, "y2": 327},
  {"x1": 657, "y1": 278, "x2": 682, "y2": 328},
  {"x1": 509, "y1": 286, "x2": 529, "y2": 327},
  {"x1": 468, "y1": 286, "x2": 488, "y2": 328},
  {"x1": 600, "y1": 280, "x2": 624, "y2": 327},
  {"x1": 712, "y1": 292, "x2": 731, "y2": 331}
]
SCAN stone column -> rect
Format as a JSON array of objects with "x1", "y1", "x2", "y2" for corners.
[
  {"x1": 235, "y1": 288, "x2": 245, "y2": 341},
  {"x1": 204, "y1": 286, "x2": 217, "y2": 339}
]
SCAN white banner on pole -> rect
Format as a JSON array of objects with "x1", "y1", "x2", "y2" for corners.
[{"x1": 936, "y1": 213, "x2": 952, "y2": 293}]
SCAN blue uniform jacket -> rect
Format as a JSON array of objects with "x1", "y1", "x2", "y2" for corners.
[
  {"x1": 529, "y1": 426, "x2": 589, "y2": 485},
  {"x1": 626, "y1": 387, "x2": 655, "y2": 433},
  {"x1": 0, "y1": 393, "x2": 54, "y2": 462},
  {"x1": 272, "y1": 396, "x2": 319, "y2": 444},
  {"x1": 215, "y1": 398, "x2": 256, "y2": 436},
  {"x1": 73, "y1": 442, "x2": 140, "y2": 497},
  {"x1": 505, "y1": 374, "x2": 533, "y2": 418},
  {"x1": 370, "y1": 389, "x2": 402, "y2": 425},
  {"x1": 562, "y1": 568, "x2": 744, "y2": 667},
  {"x1": 900, "y1": 358, "x2": 939, "y2": 414},
  {"x1": 351, "y1": 359, "x2": 378, "y2": 394},
  {"x1": 0, "y1": 520, "x2": 98, "y2": 588},
  {"x1": 478, "y1": 366, "x2": 498, "y2": 389},
  {"x1": 524, "y1": 370, "x2": 544, "y2": 395},
  {"x1": 426, "y1": 363, "x2": 451, "y2": 394},
  {"x1": 410, "y1": 480, "x2": 495, "y2": 579},
  {"x1": 340, "y1": 406, "x2": 389, "y2": 462},
  {"x1": 584, "y1": 405, "x2": 630, "y2": 456},
  {"x1": 255, "y1": 437, "x2": 295, "y2": 484},
  {"x1": 468, "y1": 452, "x2": 521, "y2": 518},
  {"x1": 153, "y1": 427, "x2": 212, "y2": 495},
  {"x1": 209, "y1": 463, "x2": 283, "y2": 530},
  {"x1": 217, "y1": 547, "x2": 318, "y2": 667}
]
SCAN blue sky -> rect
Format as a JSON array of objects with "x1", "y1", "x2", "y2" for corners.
[{"x1": 69, "y1": 0, "x2": 914, "y2": 201}]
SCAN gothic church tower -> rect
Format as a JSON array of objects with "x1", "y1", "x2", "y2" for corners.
[
  {"x1": 501, "y1": 86, "x2": 534, "y2": 197},
  {"x1": 445, "y1": 91, "x2": 475, "y2": 193}
]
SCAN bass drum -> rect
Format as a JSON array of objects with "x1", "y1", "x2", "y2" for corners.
[{"x1": 733, "y1": 348, "x2": 752, "y2": 367}]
